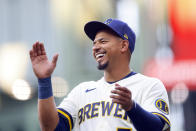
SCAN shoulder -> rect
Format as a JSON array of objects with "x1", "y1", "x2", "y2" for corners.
[
  {"x1": 131, "y1": 73, "x2": 166, "y2": 93},
  {"x1": 72, "y1": 78, "x2": 102, "y2": 91},
  {"x1": 135, "y1": 73, "x2": 164, "y2": 86},
  {"x1": 77, "y1": 78, "x2": 103, "y2": 87}
]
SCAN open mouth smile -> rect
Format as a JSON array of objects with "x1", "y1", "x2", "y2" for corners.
[{"x1": 95, "y1": 53, "x2": 106, "y2": 62}]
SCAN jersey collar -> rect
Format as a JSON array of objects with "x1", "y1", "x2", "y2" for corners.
[{"x1": 107, "y1": 71, "x2": 137, "y2": 84}]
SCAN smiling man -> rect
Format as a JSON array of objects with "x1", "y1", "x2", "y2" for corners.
[{"x1": 30, "y1": 18, "x2": 170, "y2": 131}]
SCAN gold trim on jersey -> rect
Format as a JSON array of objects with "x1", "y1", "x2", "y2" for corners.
[
  {"x1": 57, "y1": 109, "x2": 72, "y2": 130},
  {"x1": 116, "y1": 127, "x2": 132, "y2": 131},
  {"x1": 152, "y1": 112, "x2": 170, "y2": 127}
]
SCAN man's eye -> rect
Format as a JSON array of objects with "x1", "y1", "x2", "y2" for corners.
[{"x1": 101, "y1": 41, "x2": 107, "y2": 43}]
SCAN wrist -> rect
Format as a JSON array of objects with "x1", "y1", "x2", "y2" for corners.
[
  {"x1": 125, "y1": 100, "x2": 134, "y2": 111},
  {"x1": 38, "y1": 76, "x2": 53, "y2": 99},
  {"x1": 127, "y1": 100, "x2": 136, "y2": 111}
]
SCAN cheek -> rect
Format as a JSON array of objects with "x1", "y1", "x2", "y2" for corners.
[
  {"x1": 92, "y1": 52, "x2": 96, "y2": 59},
  {"x1": 107, "y1": 46, "x2": 119, "y2": 54},
  {"x1": 109, "y1": 49, "x2": 121, "y2": 60}
]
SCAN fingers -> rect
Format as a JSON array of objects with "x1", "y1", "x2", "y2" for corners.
[
  {"x1": 110, "y1": 94, "x2": 128, "y2": 102},
  {"x1": 110, "y1": 97, "x2": 127, "y2": 106},
  {"x1": 110, "y1": 83, "x2": 133, "y2": 111},
  {"x1": 115, "y1": 83, "x2": 131, "y2": 93},
  {"x1": 31, "y1": 41, "x2": 46, "y2": 57},
  {"x1": 111, "y1": 89, "x2": 130, "y2": 98},
  {"x1": 110, "y1": 88, "x2": 131, "y2": 103},
  {"x1": 36, "y1": 42, "x2": 41, "y2": 55},
  {"x1": 33, "y1": 42, "x2": 38, "y2": 57},
  {"x1": 40, "y1": 43, "x2": 46, "y2": 55},
  {"x1": 111, "y1": 84, "x2": 131, "y2": 98},
  {"x1": 52, "y1": 53, "x2": 59, "y2": 67},
  {"x1": 29, "y1": 50, "x2": 34, "y2": 60}
]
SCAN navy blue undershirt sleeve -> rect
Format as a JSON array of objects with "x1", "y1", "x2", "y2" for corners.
[
  {"x1": 126, "y1": 102, "x2": 164, "y2": 131},
  {"x1": 55, "y1": 114, "x2": 70, "y2": 131},
  {"x1": 55, "y1": 109, "x2": 73, "y2": 131}
]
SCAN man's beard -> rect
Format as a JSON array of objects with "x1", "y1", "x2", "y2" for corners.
[{"x1": 97, "y1": 61, "x2": 109, "y2": 70}]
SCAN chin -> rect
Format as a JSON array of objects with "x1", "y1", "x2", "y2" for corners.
[{"x1": 97, "y1": 62, "x2": 109, "y2": 70}]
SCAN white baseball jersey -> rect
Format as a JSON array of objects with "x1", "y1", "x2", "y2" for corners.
[{"x1": 58, "y1": 73, "x2": 170, "y2": 131}]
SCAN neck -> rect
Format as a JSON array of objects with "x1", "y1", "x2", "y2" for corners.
[{"x1": 104, "y1": 65, "x2": 131, "y2": 82}]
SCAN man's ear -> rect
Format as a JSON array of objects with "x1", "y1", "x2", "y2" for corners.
[{"x1": 120, "y1": 40, "x2": 129, "y2": 53}]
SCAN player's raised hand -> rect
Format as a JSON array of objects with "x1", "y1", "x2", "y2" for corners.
[
  {"x1": 110, "y1": 83, "x2": 133, "y2": 111},
  {"x1": 29, "y1": 41, "x2": 58, "y2": 79}
]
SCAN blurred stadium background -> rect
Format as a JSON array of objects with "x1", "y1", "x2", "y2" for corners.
[{"x1": 0, "y1": 0, "x2": 196, "y2": 130}]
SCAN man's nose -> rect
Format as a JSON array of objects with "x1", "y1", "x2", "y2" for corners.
[{"x1": 92, "y1": 44, "x2": 101, "y2": 52}]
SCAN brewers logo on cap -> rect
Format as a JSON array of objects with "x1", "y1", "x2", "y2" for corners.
[
  {"x1": 104, "y1": 18, "x2": 113, "y2": 25},
  {"x1": 124, "y1": 34, "x2": 128, "y2": 39}
]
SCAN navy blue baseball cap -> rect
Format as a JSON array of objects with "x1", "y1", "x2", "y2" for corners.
[{"x1": 84, "y1": 18, "x2": 136, "y2": 53}]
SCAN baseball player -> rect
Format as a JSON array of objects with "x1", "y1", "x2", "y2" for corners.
[{"x1": 29, "y1": 18, "x2": 170, "y2": 131}]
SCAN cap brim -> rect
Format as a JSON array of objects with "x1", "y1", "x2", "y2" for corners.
[{"x1": 84, "y1": 21, "x2": 114, "y2": 41}]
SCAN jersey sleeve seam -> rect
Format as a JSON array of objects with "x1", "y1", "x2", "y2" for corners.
[
  {"x1": 57, "y1": 108, "x2": 74, "y2": 130},
  {"x1": 152, "y1": 112, "x2": 170, "y2": 127}
]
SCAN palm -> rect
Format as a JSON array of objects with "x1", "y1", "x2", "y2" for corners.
[
  {"x1": 32, "y1": 55, "x2": 53, "y2": 78},
  {"x1": 30, "y1": 42, "x2": 58, "y2": 78}
]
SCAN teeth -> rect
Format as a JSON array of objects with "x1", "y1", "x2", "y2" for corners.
[{"x1": 96, "y1": 53, "x2": 105, "y2": 58}]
